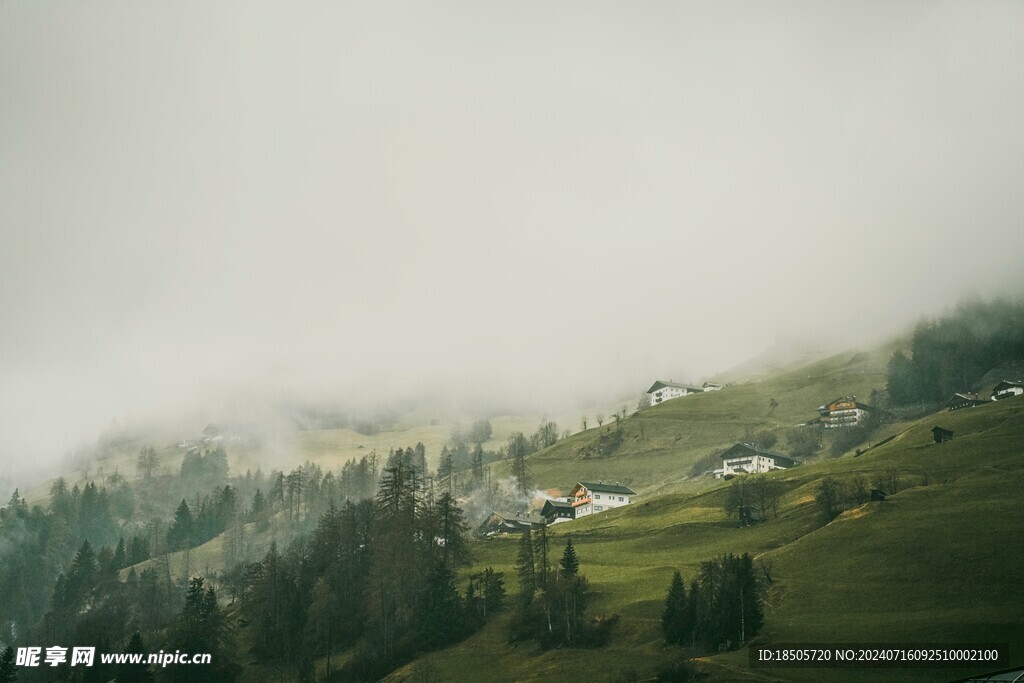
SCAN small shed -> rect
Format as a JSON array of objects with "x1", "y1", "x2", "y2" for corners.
[
  {"x1": 737, "y1": 505, "x2": 766, "y2": 527},
  {"x1": 932, "y1": 426, "x2": 954, "y2": 443}
]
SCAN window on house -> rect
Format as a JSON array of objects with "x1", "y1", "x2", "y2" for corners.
[
  {"x1": 595, "y1": 494, "x2": 601, "y2": 499},
  {"x1": 619, "y1": 496, "x2": 624, "y2": 502},
  {"x1": 595, "y1": 506, "x2": 603, "y2": 511}
]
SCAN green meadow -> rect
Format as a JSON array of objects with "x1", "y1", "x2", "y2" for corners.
[
  {"x1": 386, "y1": 390, "x2": 1024, "y2": 681},
  {"x1": 78, "y1": 340, "x2": 1024, "y2": 682}
]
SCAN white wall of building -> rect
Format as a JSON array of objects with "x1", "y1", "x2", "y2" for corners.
[
  {"x1": 722, "y1": 454, "x2": 784, "y2": 475},
  {"x1": 649, "y1": 386, "x2": 694, "y2": 404}
]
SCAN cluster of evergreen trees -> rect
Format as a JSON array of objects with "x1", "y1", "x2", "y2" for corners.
[
  {"x1": 0, "y1": 438, "x2": 396, "y2": 682},
  {"x1": 29, "y1": 534, "x2": 235, "y2": 681},
  {"x1": 661, "y1": 554, "x2": 764, "y2": 651},
  {"x1": 0, "y1": 422, "x2": 574, "y2": 682},
  {"x1": 0, "y1": 485, "x2": 149, "y2": 649},
  {"x1": 887, "y1": 300, "x2": 1024, "y2": 406},
  {"x1": 237, "y1": 458, "x2": 504, "y2": 682},
  {"x1": 509, "y1": 530, "x2": 617, "y2": 649}
]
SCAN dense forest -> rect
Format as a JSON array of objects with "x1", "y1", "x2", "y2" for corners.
[
  {"x1": 0, "y1": 410, "x2": 777, "y2": 682},
  {"x1": 0, "y1": 437, "x2": 390, "y2": 682},
  {"x1": 0, "y1": 416, "x2": 569, "y2": 682},
  {"x1": 886, "y1": 299, "x2": 1024, "y2": 406}
]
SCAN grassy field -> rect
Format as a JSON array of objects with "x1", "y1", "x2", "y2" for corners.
[
  {"x1": 383, "y1": 395, "x2": 1024, "y2": 682},
  {"x1": 493, "y1": 344, "x2": 903, "y2": 498},
  {"x1": 40, "y1": 336, "x2": 1024, "y2": 682}
]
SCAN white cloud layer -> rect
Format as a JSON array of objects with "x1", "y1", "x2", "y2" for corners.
[{"x1": 2, "y1": 1, "x2": 1023, "y2": 471}]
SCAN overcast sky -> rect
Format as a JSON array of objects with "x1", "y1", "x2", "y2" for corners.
[{"x1": 2, "y1": 1, "x2": 1023, "y2": 471}]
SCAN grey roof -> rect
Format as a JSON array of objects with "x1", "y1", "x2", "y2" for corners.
[
  {"x1": 946, "y1": 392, "x2": 988, "y2": 406},
  {"x1": 817, "y1": 396, "x2": 874, "y2": 412},
  {"x1": 719, "y1": 443, "x2": 799, "y2": 467},
  {"x1": 543, "y1": 500, "x2": 574, "y2": 510},
  {"x1": 578, "y1": 481, "x2": 636, "y2": 495},
  {"x1": 647, "y1": 380, "x2": 703, "y2": 394}
]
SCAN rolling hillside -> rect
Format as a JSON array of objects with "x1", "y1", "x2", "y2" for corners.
[
  {"x1": 35, "y1": 334, "x2": 1020, "y2": 683},
  {"x1": 500, "y1": 342, "x2": 904, "y2": 499},
  {"x1": 385, "y1": 394, "x2": 1024, "y2": 682}
]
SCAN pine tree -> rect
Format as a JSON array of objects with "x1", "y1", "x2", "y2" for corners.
[
  {"x1": 432, "y1": 493, "x2": 470, "y2": 571},
  {"x1": 515, "y1": 530, "x2": 536, "y2": 604},
  {"x1": 662, "y1": 570, "x2": 687, "y2": 644},
  {"x1": 471, "y1": 444, "x2": 485, "y2": 489},
  {"x1": 437, "y1": 446, "x2": 455, "y2": 493},
  {"x1": 172, "y1": 578, "x2": 235, "y2": 681},
  {"x1": 113, "y1": 536, "x2": 127, "y2": 570},
  {"x1": 535, "y1": 523, "x2": 550, "y2": 588},
  {"x1": 468, "y1": 567, "x2": 506, "y2": 619},
  {"x1": 417, "y1": 559, "x2": 462, "y2": 650},
  {"x1": 167, "y1": 499, "x2": 194, "y2": 550},
  {"x1": 367, "y1": 460, "x2": 423, "y2": 665},
  {"x1": 559, "y1": 538, "x2": 579, "y2": 577},
  {"x1": 118, "y1": 632, "x2": 154, "y2": 683},
  {"x1": 507, "y1": 433, "x2": 533, "y2": 495},
  {"x1": 684, "y1": 579, "x2": 699, "y2": 647},
  {"x1": 413, "y1": 442, "x2": 428, "y2": 475},
  {"x1": 63, "y1": 539, "x2": 98, "y2": 609},
  {"x1": 137, "y1": 447, "x2": 159, "y2": 480}
]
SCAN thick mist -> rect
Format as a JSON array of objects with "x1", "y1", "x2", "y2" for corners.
[{"x1": 2, "y1": 1, "x2": 1024, "y2": 481}]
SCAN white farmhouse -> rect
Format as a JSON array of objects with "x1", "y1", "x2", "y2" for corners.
[
  {"x1": 568, "y1": 481, "x2": 635, "y2": 518},
  {"x1": 646, "y1": 380, "x2": 703, "y2": 406},
  {"x1": 992, "y1": 380, "x2": 1024, "y2": 401},
  {"x1": 718, "y1": 443, "x2": 798, "y2": 477}
]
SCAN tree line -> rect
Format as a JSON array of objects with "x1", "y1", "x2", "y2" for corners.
[
  {"x1": 661, "y1": 553, "x2": 765, "y2": 652},
  {"x1": 237, "y1": 457, "x2": 505, "y2": 681},
  {"x1": 509, "y1": 528, "x2": 618, "y2": 649},
  {"x1": 887, "y1": 299, "x2": 1024, "y2": 407}
]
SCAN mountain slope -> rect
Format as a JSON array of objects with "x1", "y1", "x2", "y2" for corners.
[
  {"x1": 504, "y1": 345, "x2": 900, "y2": 498},
  {"x1": 388, "y1": 395, "x2": 1024, "y2": 682}
]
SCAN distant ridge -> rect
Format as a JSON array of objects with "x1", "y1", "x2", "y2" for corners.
[{"x1": 713, "y1": 342, "x2": 838, "y2": 384}]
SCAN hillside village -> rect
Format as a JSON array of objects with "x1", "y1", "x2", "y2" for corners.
[
  {"x1": 1, "y1": 303, "x2": 1023, "y2": 682},
  {"x1": 478, "y1": 363, "x2": 1024, "y2": 533}
]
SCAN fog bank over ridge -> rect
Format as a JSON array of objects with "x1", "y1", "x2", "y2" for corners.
[{"x1": 2, "y1": 1, "x2": 1023, "y2": 478}]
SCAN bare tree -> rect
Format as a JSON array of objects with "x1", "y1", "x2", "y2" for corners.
[
  {"x1": 136, "y1": 446, "x2": 159, "y2": 480},
  {"x1": 850, "y1": 475, "x2": 869, "y2": 504},
  {"x1": 815, "y1": 476, "x2": 844, "y2": 520},
  {"x1": 749, "y1": 475, "x2": 784, "y2": 517}
]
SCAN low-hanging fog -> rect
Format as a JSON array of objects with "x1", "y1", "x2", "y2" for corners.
[{"x1": 2, "y1": 1, "x2": 1023, "y2": 482}]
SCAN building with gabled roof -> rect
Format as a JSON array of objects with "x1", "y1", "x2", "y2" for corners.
[
  {"x1": 551, "y1": 481, "x2": 637, "y2": 522},
  {"x1": 992, "y1": 380, "x2": 1024, "y2": 401},
  {"x1": 541, "y1": 500, "x2": 576, "y2": 525},
  {"x1": 646, "y1": 380, "x2": 703, "y2": 406},
  {"x1": 719, "y1": 443, "x2": 798, "y2": 477},
  {"x1": 476, "y1": 512, "x2": 536, "y2": 537},
  {"x1": 945, "y1": 392, "x2": 989, "y2": 411},
  {"x1": 817, "y1": 396, "x2": 874, "y2": 428}
]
